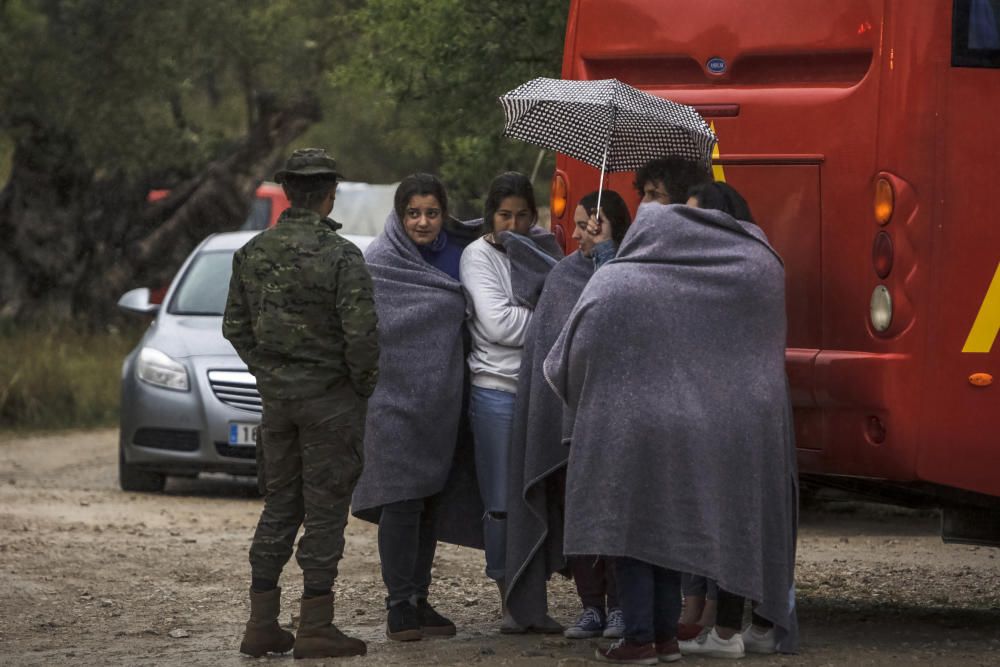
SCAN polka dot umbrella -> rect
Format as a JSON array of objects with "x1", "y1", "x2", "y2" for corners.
[{"x1": 498, "y1": 77, "x2": 716, "y2": 213}]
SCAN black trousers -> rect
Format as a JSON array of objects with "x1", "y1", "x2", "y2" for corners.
[
  {"x1": 716, "y1": 588, "x2": 775, "y2": 630},
  {"x1": 614, "y1": 557, "x2": 681, "y2": 644},
  {"x1": 570, "y1": 556, "x2": 619, "y2": 610},
  {"x1": 378, "y1": 496, "x2": 438, "y2": 605}
]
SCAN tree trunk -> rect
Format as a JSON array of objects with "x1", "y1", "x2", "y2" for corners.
[{"x1": 0, "y1": 94, "x2": 320, "y2": 325}]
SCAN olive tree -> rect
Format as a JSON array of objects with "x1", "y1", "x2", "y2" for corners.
[{"x1": 0, "y1": 0, "x2": 353, "y2": 322}]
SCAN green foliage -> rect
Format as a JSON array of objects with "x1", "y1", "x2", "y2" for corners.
[
  {"x1": 0, "y1": 0, "x2": 356, "y2": 180},
  {"x1": 0, "y1": 323, "x2": 142, "y2": 431},
  {"x1": 320, "y1": 0, "x2": 569, "y2": 213},
  {"x1": 0, "y1": 0, "x2": 569, "y2": 199}
]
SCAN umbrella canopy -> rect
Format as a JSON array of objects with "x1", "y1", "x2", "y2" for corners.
[{"x1": 499, "y1": 77, "x2": 716, "y2": 173}]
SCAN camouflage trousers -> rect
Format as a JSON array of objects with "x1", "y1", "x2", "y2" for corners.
[{"x1": 250, "y1": 387, "x2": 365, "y2": 592}]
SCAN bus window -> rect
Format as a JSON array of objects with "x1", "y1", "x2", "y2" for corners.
[{"x1": 953, "y1": 0, "x2": 1000, "y2": 67}]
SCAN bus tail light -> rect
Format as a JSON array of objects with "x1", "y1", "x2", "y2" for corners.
[
  {"x1": 550, "y1": 170, "x2": 568, "y2": 220},
  {"x1": 874, "y1": 177, "x2": 894, "y2": 225},
  {"x1": 870, "y1": 285, "x2": 893, "y2": 332},
  {"x1": 872, "y1": 231, "x2": 894, "y2": 278}
]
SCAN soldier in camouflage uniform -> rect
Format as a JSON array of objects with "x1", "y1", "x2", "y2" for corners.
[{"x1": 223, "y1": 148, "x2": 379, "y2": 659}]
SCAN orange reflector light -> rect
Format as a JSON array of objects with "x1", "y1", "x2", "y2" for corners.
[
  {"x1": 969, "y1": 373, "x2": 994, "y2": 387},
  {"x1": 872, "y1": 231, "x2": 894, "y2": 279},
  {"x1": 550, "y1": 171, "x2": 568, "y2": 219},
  {"x1": 875, "y1": 177, "x2": 894, "y2": 225}
]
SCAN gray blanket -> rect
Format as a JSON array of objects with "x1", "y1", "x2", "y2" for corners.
[
  {"x1": 504, "y1": 250, "x2": 594, "y2": 626},
  {"x1": 498, "y1": 227, "x2": 565, "y2": 307},
  {"x1": 351, "y1": 212, "x2": 483, "y2": 549},
  {"x1": 544, "y1": 204, "x2": 799, "y2": 652}
]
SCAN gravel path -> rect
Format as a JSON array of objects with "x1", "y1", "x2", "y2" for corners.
[{"x1": 1, "y1": 429, "x2": 998, "y2": 665}]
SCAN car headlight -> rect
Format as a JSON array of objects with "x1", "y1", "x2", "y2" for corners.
[{"x1": 136, "y1": 347, "x2": 190, "y2": 391}]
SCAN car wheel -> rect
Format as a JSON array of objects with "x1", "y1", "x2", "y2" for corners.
[{"x1": 118, "y1": 444, "x2": 166, "y2": 492}]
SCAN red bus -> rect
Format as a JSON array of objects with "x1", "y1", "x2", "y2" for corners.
[{"x1": 551, "y1": 0, "x2": 1000, "y2": 544}]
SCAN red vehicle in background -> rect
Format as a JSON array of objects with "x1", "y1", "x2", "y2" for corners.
[
  {"x1": 552, "y1": 0, "x2": 1000, "y2": 544},
  {"x1": 148, "y1": 182, "x2": 289, "y2": 231}
]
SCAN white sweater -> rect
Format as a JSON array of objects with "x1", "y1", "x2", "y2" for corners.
[{"x1": 459, "y1": 237, "x2": 532, "y2": 393}]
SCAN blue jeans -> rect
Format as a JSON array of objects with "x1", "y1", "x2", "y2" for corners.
[
  {"x1": 468, "y1": 385, "x2": 515, "y2": 581},
  {"x1": 615, "y1": 557, "x2": 682, "y2": 645}
]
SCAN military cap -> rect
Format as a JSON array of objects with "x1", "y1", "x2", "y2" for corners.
[{"x1": 274, "y1": 148, "x2": 344, "y2": 183}]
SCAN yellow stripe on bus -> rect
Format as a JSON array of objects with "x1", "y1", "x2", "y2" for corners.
[
  {"x1": 710, "y1": 121, "x2": 726, "y2": 183},
  {"x1": 963, "y1": 261, "x2": 1000, "y2": 353}
]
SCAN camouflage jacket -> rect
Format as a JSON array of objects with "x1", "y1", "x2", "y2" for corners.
[{"x1": 223, "y1": 208, "x2": 379, "y2": 400}]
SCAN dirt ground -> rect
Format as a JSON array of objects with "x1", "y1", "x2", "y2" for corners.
[{"x1": 1, "y1": 429, "x2": 998, "y2": 666}]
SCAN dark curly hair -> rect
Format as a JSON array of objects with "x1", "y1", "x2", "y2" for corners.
[{"x1": 634, "y1": 157, "x2": 712, "y2": 204}]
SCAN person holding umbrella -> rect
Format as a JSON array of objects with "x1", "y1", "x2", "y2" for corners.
[
  {"x1": 584, "y1": 156, "x2": 712, "y2": 250},
  {"x1": 503, "y1": 189, "x2": 633, "y2": 640}
]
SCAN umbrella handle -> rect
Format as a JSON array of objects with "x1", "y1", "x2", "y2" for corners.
[
  {"x1": 595, "y1": 104, "x2": 617, "y2": 221},
  {"x1": 596, "y1": 144, "x2": 607, "y2": 218}
]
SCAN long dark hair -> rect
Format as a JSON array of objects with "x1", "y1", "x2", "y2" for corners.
[
  {"x1": 686, "y1": 182, "x2": 755, "y2": 223},
  {"x1": 578, "y1": 190, "x2": 632, "y2": 245},
  {"x1": 393, "y1": 173, "x2": 449, "y2": 222},
  {"x1": 481, "y1": 172, "x2": 538, "y2": 234}
]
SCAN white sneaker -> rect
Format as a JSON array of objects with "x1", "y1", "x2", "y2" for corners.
[
  {"x1": 741, "y1": 625, "x2": 776, "y2": 654},
  {"x1": 678, "y1": 627, "x2": 745, "y2": 659},
  {"x1": 603, "y1": 607, "x2": 625, "y2": 638}
]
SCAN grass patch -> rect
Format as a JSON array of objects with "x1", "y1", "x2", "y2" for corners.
[{"x1": 0, "y1": 323, "x2": 143, "y2": 432}]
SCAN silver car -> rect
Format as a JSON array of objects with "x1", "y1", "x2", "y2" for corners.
[{"x1": 117, "y1": 230, "x2": 373, "y2": 492}]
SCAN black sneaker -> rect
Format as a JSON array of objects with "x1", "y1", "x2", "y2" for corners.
[
  {"x1": 386, "y1": 601, "x2": 422, "y2": 642},
  {"x1": 416, "y1": 598, "x2": 457, "y2": 637}
]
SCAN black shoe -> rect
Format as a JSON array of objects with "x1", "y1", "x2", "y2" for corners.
[
  {"x1": 416, "y1": 598, "x2": 457, "y2": 637},
  {"x1": 386, "y1": 601, "x2": 422, "y2": 642}
]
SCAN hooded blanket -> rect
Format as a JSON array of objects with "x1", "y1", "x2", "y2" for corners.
[
  {"x1": 351, "y1": 212, "x2": 483, "y2": 548},
  {"x1": 504, "y1": 250, "x2": 594, "y2": 626},
  {"x1": 544, "y1": 204, "x2": 799, "y2": 652}
]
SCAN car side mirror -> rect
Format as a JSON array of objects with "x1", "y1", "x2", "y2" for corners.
[{"x1": 118, "y1": 287, "x2": 160, "y2": 315}]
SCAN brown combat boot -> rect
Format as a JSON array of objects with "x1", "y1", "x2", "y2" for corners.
[
  {"x1": 293, "y1": 593, "x2": 367, "y2": 659},
  {"x1": 239, "y1": 587, "x2": 295, "y2": 657}
]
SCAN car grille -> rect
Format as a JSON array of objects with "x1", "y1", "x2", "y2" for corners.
[
  {"x1": 207, "y1": 370, "x2": 261, "y2": 414},
  {"x1": 133, "y1": 428, "x2": 200, "y2": 451},
  {"x1": 215, "y1": 442, "x2": 258, "y2": 460}
]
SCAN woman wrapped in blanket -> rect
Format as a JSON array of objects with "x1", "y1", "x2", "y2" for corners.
[
  {"x1": 351, "y1": 174, "x2": 480, "y2": 642},
  {"x1": 459, "y1": 172, "x2": 563, "y2": 633}
]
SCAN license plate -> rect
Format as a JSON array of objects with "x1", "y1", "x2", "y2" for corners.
[{"x1": 228, "y1": 422, "x2": 258, "y2": 446}]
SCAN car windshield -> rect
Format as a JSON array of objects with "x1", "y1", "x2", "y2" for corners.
[{"x1": 168, "y1": 250, "x2": 234, "y2": 316}]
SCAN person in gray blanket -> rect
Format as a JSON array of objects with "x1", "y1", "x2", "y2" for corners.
[
  {"x1": 502, "y1": 190, "x2": 633, "y2": 640},
  {"x1": 545, "y1": 193, "x2": 799, "y2": 664},
  {"x1": 351, "y1": 174, "x2": 482, "y2": 642},
  {"x1": 676, "y1": 181, "x2": 786, "y2": 658},
  {"x1": 561, "y1": 191, "x2": 633, "y2": 638},
  {"x1": 460, "y1": 172, "x2": 563, "y2": 633}
]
